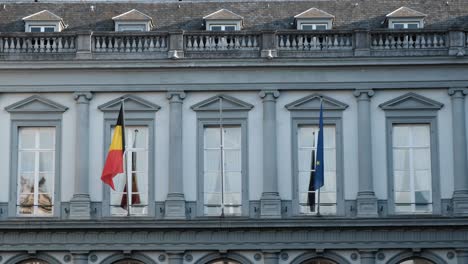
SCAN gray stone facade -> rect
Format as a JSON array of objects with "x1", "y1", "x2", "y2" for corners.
[{"x1": 0, "y1": 1, "x2": 467, "y2": 264}]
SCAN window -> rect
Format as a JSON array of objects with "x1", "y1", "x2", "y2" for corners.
[
  {"x1": 391, "y1": 22, "x2": 420, "y2": 29},
  {"x1": 6, "y1": 95, "x2": 67, "y2": 218},
  {"x1": 297, "y1": 125, "x2": 336, "y2": 215},
  {"x1": 29, "y1": 26, "x2": 56, "y2": 32},
  {"x1": 392, "y1": 124, "x2": 432, "y2": 213},
  {"x1": 17, "y1": 127, "x2": 55, "y2": 216},
  {"x1": 209, "y1": 25, "x2": 237, "y2": 31},
  {"x1": 99, "y1": 95, "x2": 159, "y2": 218},
  {"x1": 116, "y1": 24, "x2": 147, "y2": 32},
  {"x1": 110, "y1": 126, "x2": 149, "y2": 216},
  {"x1": 192, "y1": 95, "x2": 252, "y2": 217},
  {"x1": 301, "y1": 24, "x2": 328, "y2": 30},
  {"x1": 286, "y1": 94, "x2": 347, "y2": 216},
  {"x1": 203, "y1": 125, "x2": 242, "y2": 216},
  {"x1": 380, "y1": 92, "x2": 442, "y2": 215}
]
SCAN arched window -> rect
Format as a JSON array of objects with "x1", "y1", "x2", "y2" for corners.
[
  {"x1": 208, "y1": 260, "x2": 241, "y2": 264},
  {"x1": 302, "y1": 259, "x2": 337, "y2": 264},
  {"x1": 399, "y1": 259, "x2": 435, "y2": 264},
  {"x1": 17, "y1": 260, "x2": 49, "y2": 264},
  {"x1": 112, "y1": 260, "x2": 145, "y2": 264}
]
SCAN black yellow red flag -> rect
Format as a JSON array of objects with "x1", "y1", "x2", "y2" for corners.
[{"x1": 101, "y1": 104, "x2": 125, "y2": 190}]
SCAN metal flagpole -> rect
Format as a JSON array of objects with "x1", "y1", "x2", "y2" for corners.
[
  {"x1": 317, "y1": 97, "x2": 324, "y2": 216},
  {"x1": 121, "y1": 99, "x2": 132, "y2": 217},
  {"x1": 219, "y1": 97, "x2": 225, "y2": 217}
]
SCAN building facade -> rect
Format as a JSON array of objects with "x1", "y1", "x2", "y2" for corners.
[{"x1": 0, "y1": 0, "x2": 467, "y2": 264}]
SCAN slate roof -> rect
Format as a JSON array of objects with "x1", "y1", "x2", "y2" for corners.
[{"x1": 0, "y1": 0, "x2": 466, "y2": 32}]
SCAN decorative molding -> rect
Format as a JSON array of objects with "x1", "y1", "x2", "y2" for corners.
[
  {"x1": 379, "y1": 92, "x2": 443, "y2": 110},
  {"x1": 258, "y1": 90, "x2": 280, "y2": 100},
  {"x1": 98, "y1": 94, "x2": 161, "y2": 112},
  {"x1": 100, "y1": 252, "x2": 156, "y2": 264},
  {"x1": 386, "y1": 250, "x2": 446, "y2": 264},
  {"x1": 191, "y1": 94, "x2": 253, "y2": 112},
  {"x1": 5, "y1": 95, "x2": 68, "y2": 113},
  {"x1": 290, "y1": 252, "x2": 351, "y2": 264},
  {"x1": 73, "y1": 92, "x2": 93, "y2": 103},
  {"x1": 195, "y1": 252, "x2": 253, "y2": 264},
  {"x1": 285, "y1": 94, "x2": 348, "y2": 111},
  {"x1": 353, "y1": 89, "x2": 374, "y2": 98},
  {"x1": 4, "y1": 253, "x2": 61, "y2": 264},
  {"x1": 448, "y1": 87, "x2": 468, "y2": 97},
  {"x1": 166, "y1": 91, "x2": 186, "y2": 102}
]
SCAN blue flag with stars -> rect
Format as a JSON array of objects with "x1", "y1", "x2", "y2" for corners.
[{"x1": 308, "y1": 100, "x2": 324, "y2": 211}]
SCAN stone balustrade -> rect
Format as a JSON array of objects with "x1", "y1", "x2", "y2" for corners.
[{"x1": 0, "y1": 29, "x2": 465, "y2": 59}]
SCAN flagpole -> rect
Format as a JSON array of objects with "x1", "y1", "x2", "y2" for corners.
[
  {"x1": 317, "y1": 97, "x2": 324, "y2": 216},
  {"x1": 120, "y1": 99, "x2": 132, "y2": 217},
  {"x1": 219, "y1": 97, "x2": 225, "y2": 217}
]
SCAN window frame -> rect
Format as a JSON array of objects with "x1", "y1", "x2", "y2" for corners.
[
  {"x1": 286, "y1": 94, "x2": 347, "y2": 217},
  {"x1": 300, "y1": 23, "x2": 329, "y2": 30},
  {"x1": 388, "y1": 19, "x2": 423, "y2": 29},
  {"x1": 291, "y1": 116, "x2": 344, "y2": 216},
  {"x1": 197, "y1": 117, "x2": 249, "y2": 217},
  {"x1": 25, "y1": 23, "x2": 59, "y2": 32},
  {"x1": 296, "y1": 19, "x2": 333, "y2": 30},
  {"x1": 208, "y1": 24, "x2": 238, "y2": 31},
  {"x1": 205, "y1": 20, "x2": 241, "y2": 31},
  {"x1": 386, "y1": 116, "x2": 441, "y2": 215},
  {"x1": 10, "y1": 120, "x2": 62, "y2": 218},
  {"x1": 102, "y1": 116, "x2": 155, "y2": 218},
  {"x1": 115, "y1": 21, "x2": 151, "y2": 32}
]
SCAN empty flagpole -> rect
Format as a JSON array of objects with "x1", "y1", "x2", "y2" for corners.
[{"x1": 219, "y1": 97, "x2": 225, "y2": 217}]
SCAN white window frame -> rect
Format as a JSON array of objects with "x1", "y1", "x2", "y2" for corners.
[
  {"x1": 209, "y1": 24, "x2": 238, "y2": 31},
  {"x1": 25, "y1": 21, "x2": 61, "y2": 32},
  {"x1": 296, "y1": 19, "x2": 333, "y2": 30},
  {"x1": 114, "y1": 21, "x2": 151, "y2": 32},
  {"x1": 296, "y1": 124, "x2": 337, "y2": 215},
  {"x1": 109, "y1": 126, "x2": 149, "y2": 216},
  {"x1": 392, "y1": 124, "x2": 433, "y2": 214},
  {"x1": 205, "y1": 20, "x2": 241, "y2": 31},
  {"x1": 202, "y1": 125, "x2": 243, "y2": 216},
  {"x1": 388, "y1": 19, "x2": 423, "y2": 29},
  {"x1": 300, "y1": 23, "x2": 328, "y2": 30}
]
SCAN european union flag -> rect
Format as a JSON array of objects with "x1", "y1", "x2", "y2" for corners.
[{"x1": 308, "y1": 100, "x2": 324, "y2": 211}]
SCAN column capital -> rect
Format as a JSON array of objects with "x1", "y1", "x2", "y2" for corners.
[
  {"x1": 448, "y1": 87, "x2": 468, "y2": 97},
  {"x1": 166, "y1": 91, "x2": 186, "y2": 102},
  {"x1": 259, "y1": 90, "x2": 280, "y2": 100},
  {"x1": 73, "y1": 92, "x2": 93, "y2": 103},
  {"x1": 353, "y1": 89, "x2": 375, "y2": 98}
]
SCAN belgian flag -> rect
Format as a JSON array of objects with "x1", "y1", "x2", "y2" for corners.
[{"x1": 101, "y1": 104, "x2": 125, "y2": 190}]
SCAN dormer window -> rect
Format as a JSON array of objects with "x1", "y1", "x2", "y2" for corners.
[
  {"x1": 112, "y1": 9, "x2": 154, "y2": 32},
  {"x1": 386, "y1": 7, "x2": 426, "y2": 29},
  {"x1": 22, "y1": 10, "x2": 65, "y2": 32},
  {"x1": 203, "y1": 9, "x2": 243, "y2": 31},
  {"x1": 294, "y1": 8, "x2": 334, "y2": 30}
]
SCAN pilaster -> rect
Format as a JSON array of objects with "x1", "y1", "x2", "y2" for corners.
[
  {"x1": 353, "y1": 89, "x2": 378, "y2": 217},
  {"x1": 70, "y1": 92, "x2": 93, "y2": 219},
  {"x1": 259, "y1": 90, "x2": 281, "y2": 218},
  {"x1": 449, "y1": 88, "x2": 468, "y2": 215},
  {"x1": 165, "y1": 91, "x2": 187, "y2": 219}
]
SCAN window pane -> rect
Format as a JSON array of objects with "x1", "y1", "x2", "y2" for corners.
[
  {"x1": 393, "y1": 125, "x2": 410, "y2": 146},
  {"x1": 39, "y1": 128, "x2": 55, "y2": 149},
  {"x1": 315, "y1": 25, "x2": 327, "y2": 30},
  {"x1": 20, "y1": 152, "x2": 35, "y2": 172},
  {"x1": 298, "y1": 126, "x2": 317, "y2": 148},
  {"x1": 393, "y1": 23, "x2": 404, "y2": 29},
  {"x1": 204, "y1": 127, "x2": 221, "y2": 148},
  {"x1": 225, "y1": 150, "x2": 241, "y2": 171},
  {"x1": 412, "y1": 125, "x2": 430, "y2": 147},
  {"x1": 407, "y1": 23, "x2": 419, "y2": 29},
  {"x1": 413, "y1": 148, "x2": 430, "y2": 170},
  {"x1": 224, "y1": 127, "x2": 241, "y2": 148},
  {"x1": 225, "y1": 26, "x2": 236, "y2": 31},
  {"x1": 19, "y1": 128, "x2": 36, "y2": 149},
  {"x1": 394, "y1": 170, "x2": 410, "y2": 191},
  {"x1": 395, "y1": 191, "x2": 411, "y2": 203},
  {"x1": 38, "y1": 173, "x2": 53, "y2": 193},
  {"x1": 393, "y1": 149, "x2": 409, "y2": 171},
  {"x1": 30, "y1": 27, "x2": 41, "y2": 32},
  {"x1": 39, "y1": 151, "x2": 54, "y2": 172},
  {"x1": 211, "y1": 26, "x2": 222, "y2": 31},
  {"x1": 302, "y1": 25, "x2": 313, "y2": 30},
  {"x1": 204, "y1": 149, "x2": 221, "y2": 172},
  {"x1": 415, "y1": 170, "x2": 431, "y2": 190},
  {"x1": 224, "y1": 171, "x2": 241, "y2": 194},
  {"x1": 44, "y1": 27, "x2": 55, "y2": 32},
  {"x1": 298, "y1": 149, "x2": 313, "y2": 172},
  {"x1": 204, "y1": 172, "x2": 221, "y2": 193},
  {"x1": 19, "y1": 173, "x2": 34, "y2": 194}
]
